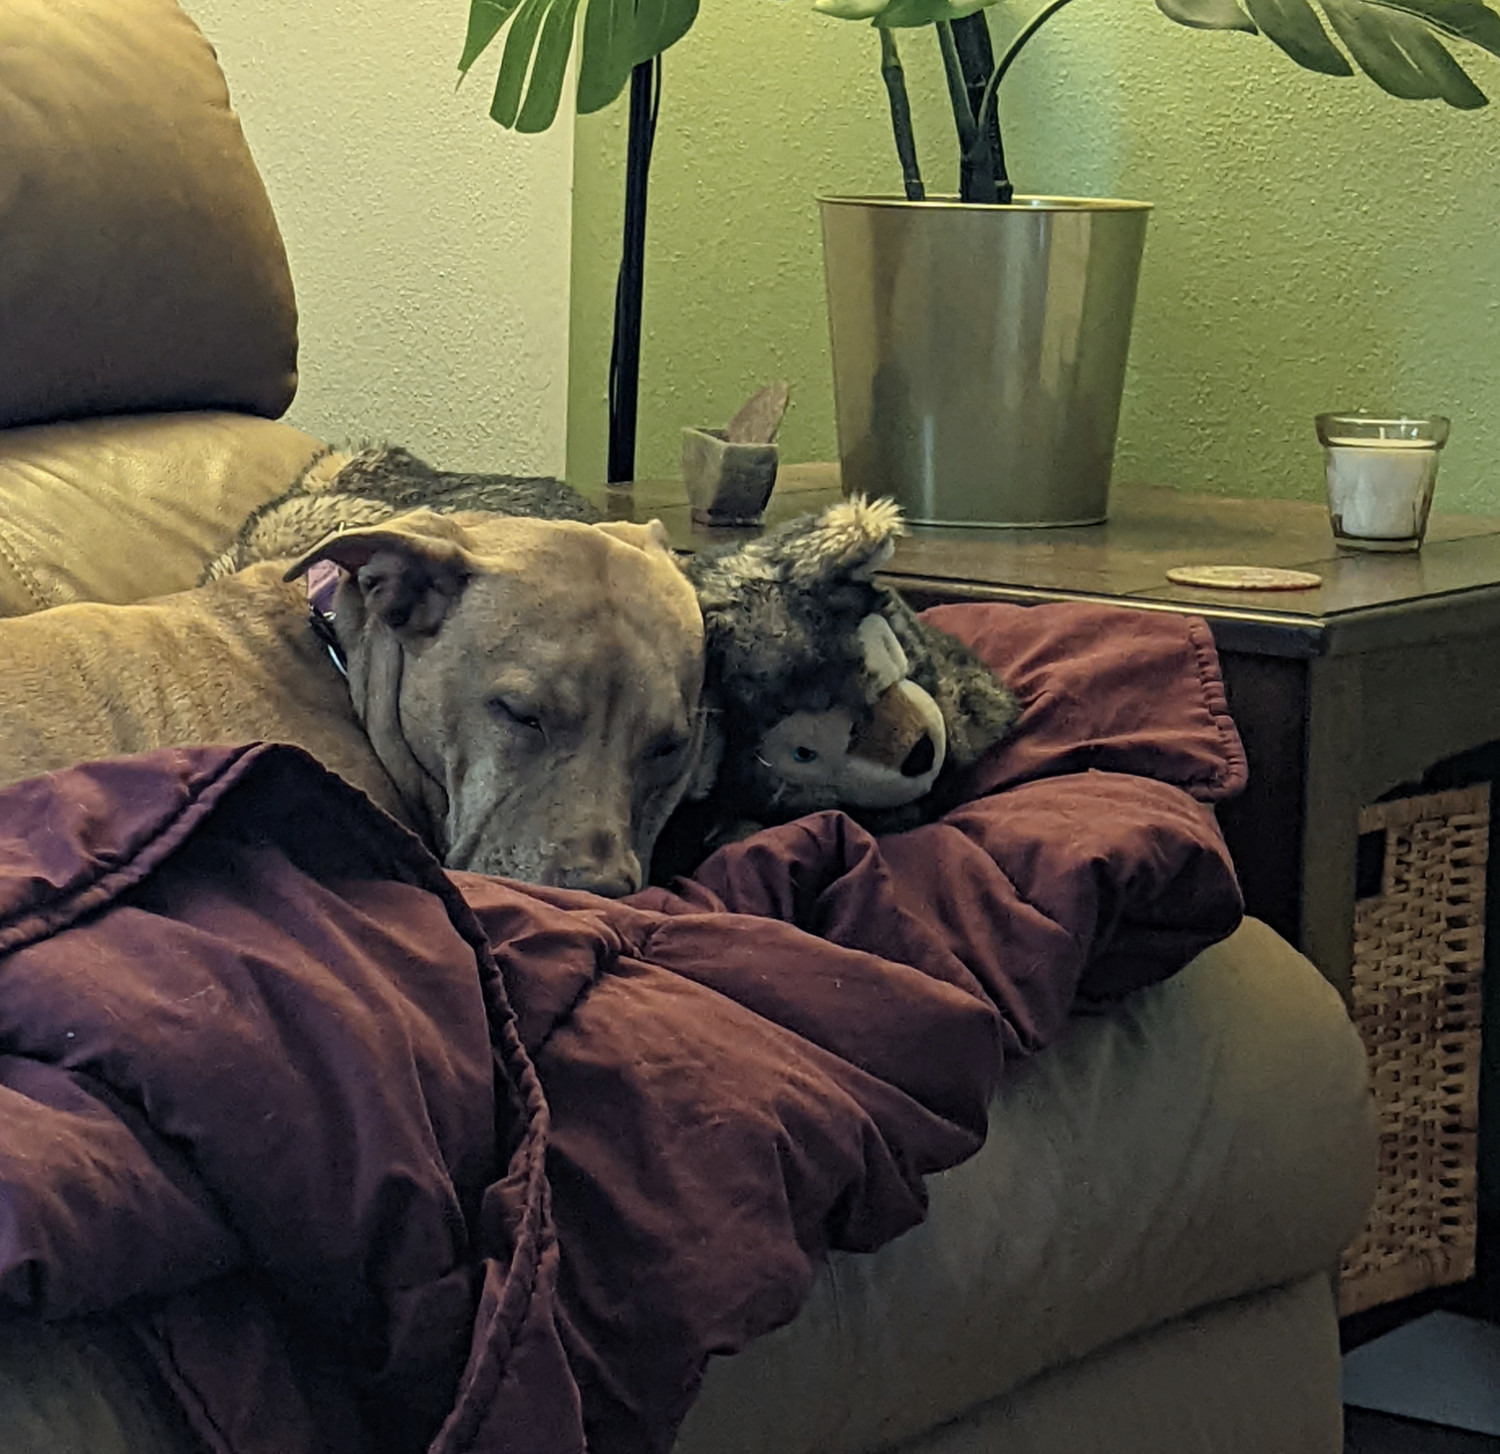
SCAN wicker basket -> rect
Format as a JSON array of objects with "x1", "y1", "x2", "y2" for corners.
[{"x1": 1338, "y1": 784, "x2": 1489, "y2": 1317}]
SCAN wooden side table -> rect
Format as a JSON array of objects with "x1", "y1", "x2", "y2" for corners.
[{"x1": 595, "y1": 466, "x2": 1500, "y2": 995}]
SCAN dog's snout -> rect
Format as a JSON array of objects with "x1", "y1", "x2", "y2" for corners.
[
  {"x1": 900, "y1": 734, "x2": 937, "y2": 778},
  {"x1": 544, "y1": 834, "x2": 641, "y2": 898},
  {"x1": 553, "y1": 869, "x2": 637, "y2": 899},
  {"x1": 545, "y1": 865, "x2": 639, "y2": 898}
]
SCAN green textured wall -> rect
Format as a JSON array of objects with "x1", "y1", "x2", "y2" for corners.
[
  {"x1": 188, "y1": 0, "x2": 574, "y2": 475},
  {"x1": 568, "y1": 1, "x2": 1500, "y2": 510}
]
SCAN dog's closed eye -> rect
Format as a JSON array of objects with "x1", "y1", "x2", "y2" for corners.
[
  {"x1": 645, "y1": 733, "x2": 688, "y2": 763},
  {"x1": 489, "y1": 698, "x2": 545, "y2": 737}
]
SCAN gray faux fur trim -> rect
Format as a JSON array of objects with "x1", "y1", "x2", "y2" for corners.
[{"x1": 201, "y1": 444, "x2": 598, "y2": 583}]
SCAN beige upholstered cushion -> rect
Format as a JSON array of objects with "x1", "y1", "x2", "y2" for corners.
[
  {"x1": 0, "y1": 413, "x2": 324, "y2": 615},
  {"x1": 884, "y1": 1275, "x2": 1343, "y2": 1454},
  {"x1": 0, "y1": 0, "x2": 298, "y2": 429},
  {"x1": 679, "y1": 918, "x2": 1378, "y2": 1454}
]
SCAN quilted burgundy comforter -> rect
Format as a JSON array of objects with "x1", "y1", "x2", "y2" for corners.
[{"x1": 0, "y1": 602, "x2": 1247, "y2": 1454}]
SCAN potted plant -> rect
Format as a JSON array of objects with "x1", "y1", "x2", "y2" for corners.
[
  {"x1": 810, "y1": 0, "x2": 1500, "y2": 525},
  {"x1": 460, "y1": 0, "x2": 1500, "y2": 522}
]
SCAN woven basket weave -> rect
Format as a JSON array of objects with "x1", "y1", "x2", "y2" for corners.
[{"x1": 1338, "y1": 784, "x2": 1489, "y2": 1317}]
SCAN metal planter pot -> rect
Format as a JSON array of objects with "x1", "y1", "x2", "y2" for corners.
[{"x1": 819, "y1": 195, "x2": 1151, "y2": 528}]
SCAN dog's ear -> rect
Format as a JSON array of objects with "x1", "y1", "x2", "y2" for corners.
[
  {"x1": 593, "y1": 518, "x2": 676, "y2": 556},
  {"x1": 284, "y1": 509, "x2": 474, "y2": 635}
]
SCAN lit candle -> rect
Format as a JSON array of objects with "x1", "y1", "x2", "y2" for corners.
[{"x1": 1323, "y1": 439, "x2": 1440, "y2": 542}]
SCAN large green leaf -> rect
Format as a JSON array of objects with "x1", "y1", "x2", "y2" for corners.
[
  {"x1": 1154, "y1": 0, "x2": 1258, "y2": 32},
  {"x1": 1244, "y1": 0, "x2": 1355, "y2": 72},
  {"x1": 870, "y1": 0, "x2": 995, "y2": 27},
  {"x1": 459, "y1": 0, "x2": 523, "y2": 71},
  {"x1": 490, "y1": 0, "x2": 551, "y2": 126},
  {"x1": 1155, "y1": 0, "x2": 1500, "y2": 101},
  {"x1": 515, "y1": 0, "x2": 585, "y2": 129},
  {"x1": 1323, "y1": 0, "x2": 1489, "y2": 100},
  {"x1": 577, "y1": 0, "x2": 700, "y2": 111},
  {"x1": 461, "y1": 0, "x2": 699, "y2": 131},
  {"x1": 577, "y1": 0, "x2": 636, "y2": 112},
  {"x1": 1392, "y1": 0, "x2": 1500, "y2": 57}
]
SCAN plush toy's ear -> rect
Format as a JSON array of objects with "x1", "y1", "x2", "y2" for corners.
[
  {"x1": 594, "y1": 518, "x2": 676, "y2": 555},
  {"x1": 855, "y1": 612, "x2": 910, "y2": 696},
  {"x1": 778, "y1": 496, "x2": 905, "y2": 588},
  {"x1": 687, "y1": 496, "x2": 905, "y2": 614}
]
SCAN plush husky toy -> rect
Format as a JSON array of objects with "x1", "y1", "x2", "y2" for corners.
[{"x1": 681, "y1": 495, "x2": 1019, "y2": 841}]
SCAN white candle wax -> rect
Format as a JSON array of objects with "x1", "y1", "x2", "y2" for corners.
[{"x1": 1324, "y1": 440, "x2": 1439, "y2": 541}]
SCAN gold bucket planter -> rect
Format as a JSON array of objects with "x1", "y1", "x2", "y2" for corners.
[{"x1": 819, "y1": 195, "x2": 1151, "y2": 528}]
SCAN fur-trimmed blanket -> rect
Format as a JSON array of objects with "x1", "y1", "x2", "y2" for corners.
[{"x1": 201, "y1": 445, "x2": 600, "y2": 582}]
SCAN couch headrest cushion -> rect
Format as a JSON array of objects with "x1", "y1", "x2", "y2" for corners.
[{"x1": 0, "y1": 0, "x2": 298, "y2": 429}]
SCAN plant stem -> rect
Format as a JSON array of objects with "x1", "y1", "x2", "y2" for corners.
[
  {"x1": 972, "y1": 0, "x2": 1079, "y2": 164},
  {"x1": 951, "y1": 13, "x2": 1009, "y2": 203},
  {"x1": 936, "y1": 20, "x2": 979, "y2": 161},
  {"x1": 879, "y1": 29, "x2": 925, "y2": 200},
  {"x1": 607, "y1": 58, "x2": 660, "y2": 484}
]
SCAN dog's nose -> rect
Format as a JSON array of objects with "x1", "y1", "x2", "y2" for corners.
[
  {"x1": 544, "y1": 837, "x2": 641, "y2": 898},
  {"x1": 545, "y1": 865, "x2": 639, "y2": 898}
]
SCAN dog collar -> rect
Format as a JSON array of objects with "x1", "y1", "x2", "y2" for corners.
[{"x1": 305, "y1": 561, "x2": 348, "y2": 678}]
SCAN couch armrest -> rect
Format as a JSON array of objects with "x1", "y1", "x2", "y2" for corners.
[{"x1": 0, "y1": 413, "x2": 324, "y2": 615}]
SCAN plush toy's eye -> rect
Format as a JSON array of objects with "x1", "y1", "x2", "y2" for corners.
[{"x1": 792, "y1": 745, "x2": 819, "y2": 764}]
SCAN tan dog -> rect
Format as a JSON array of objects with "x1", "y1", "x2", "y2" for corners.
[{"x1": 0, "y1": 509, "x2": 707, "y2": 896}]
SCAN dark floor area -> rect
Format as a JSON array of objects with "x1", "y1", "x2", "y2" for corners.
[
  {"x1": 1341, "y1": 1284, "x2": 1500, "y2": 1453},
  {"x1": 1345, "y1": 1408, "x2": 1500, "y2": 1452}
]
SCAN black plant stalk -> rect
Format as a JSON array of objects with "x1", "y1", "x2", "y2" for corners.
[
  {"x1": 967, "y1": 0, "x2": 1080, "y2": 191},
  {"x1": 879, "y1": 29, "x2": 925, "y2": 200},
  {"x1": 915, "y1": 0, "x2": 1082, "y2": 207},
  {"x1": 936, "y1": 19, "x2": 979, "y2": 169},
  {"x1": 607, "y1": 58, "x2": 661, "y2": 485},
  {"x1": 951, "y1": 12, "x2": 1011, "y2": 203}
]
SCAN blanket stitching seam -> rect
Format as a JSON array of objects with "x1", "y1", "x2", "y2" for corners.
[
  {"x1": 1183, "y1": 614, "x2": 1249, "y2": 798},
  {"x1": 334, "y1": 777, "x2": 555, "y2": 1453}
]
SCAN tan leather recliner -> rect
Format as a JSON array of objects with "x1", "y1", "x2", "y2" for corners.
[
  {"x1": 0, "y1": 0, "x2": 325, "y2": 617},
  {"x1": 0, "y1": 10, "x2": 1379, "y2": 1454}
]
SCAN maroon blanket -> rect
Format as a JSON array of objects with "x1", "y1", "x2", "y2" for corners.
[{"x1": 0, "y1": 602, "x2": 1245, "y2": 1454}]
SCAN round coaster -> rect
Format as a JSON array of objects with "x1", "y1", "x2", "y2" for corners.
[{"x1": 1165, "y1": 564, "x2": 1323, "y2": 592}]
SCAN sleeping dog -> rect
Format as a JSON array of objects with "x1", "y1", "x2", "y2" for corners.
[{"x1": 0, "y1": 508, "x2": 708, "y2": 896}]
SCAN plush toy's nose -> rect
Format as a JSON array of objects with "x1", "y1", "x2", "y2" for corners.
[
  {"x1": 901, "y1": 735, "x2": 936, "y2": 778},
  {"x1": 849, "y1": 678, "x2": 946, "y2": 787}
]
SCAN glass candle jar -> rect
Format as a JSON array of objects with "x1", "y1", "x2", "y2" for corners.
[{"x1": 1315, "y1": 413, "x2": 1451, "y2": 552}]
